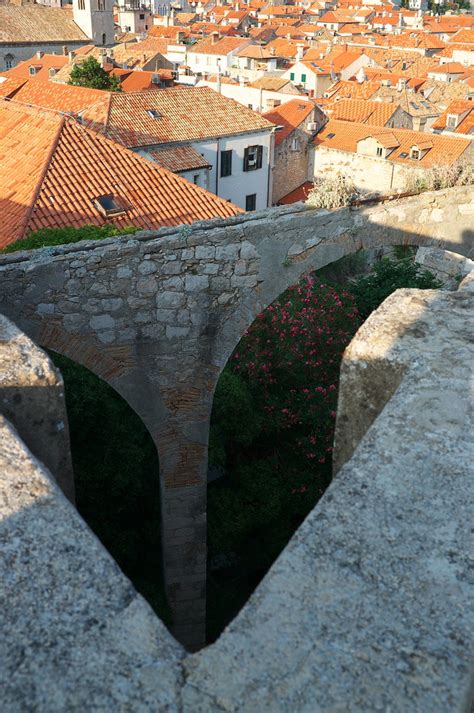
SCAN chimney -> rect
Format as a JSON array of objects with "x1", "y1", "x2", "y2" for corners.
[
  {"x1": 270, "y1": 47, "x2": 275, "y2": 56},
  {"x1": 62, "y1": 45, "x2": 68, "y2": 56},
  {"x1": 211, "y1": 31, "x2": 220, "y2": 44},
  {"x1": 296, "y1": 43, "x2": 305, "y2": 61},
  {"x1": 68, "y1": 51, "x2": 75, "y2": 62},
  {"x1": 36, "y1": 50, "x2": 44, "y2": 59}
]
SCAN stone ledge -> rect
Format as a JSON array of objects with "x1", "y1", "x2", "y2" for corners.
[
  {"x1": 0, "y1": 415, "x2": 185, "y2": 713},
  {"x1": 0, "y1": 274, "x2": 473, "y2": 710},
  {"x1": 0, "y1": 314, "x2": 74, "y2": 501}
]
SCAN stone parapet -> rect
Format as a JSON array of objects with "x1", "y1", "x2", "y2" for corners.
[{"x1": 1, "y1": 271, "x2": 473, "y2": 711}]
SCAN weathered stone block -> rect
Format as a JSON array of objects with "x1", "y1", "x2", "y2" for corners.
[
  {"x1": 156, "y1": 291, "x2": 185, "y2": 309},
  {"x1": 184, "y1": 275, "x2": 209, "y2": 292},
  {"x1": 89, "y1": 314, "x2": 115, "y2": 330},
  {"x1": 136, "y1": 276, "x2": 157, "y2": 295}
]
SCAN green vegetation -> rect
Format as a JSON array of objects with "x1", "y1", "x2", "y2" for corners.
[
  {"x1": 68, "y1": 56, "x2": 122, "y2": 92},
  {"x1": 206, "y1": 251, "x2": 441, "y2": 639},
  {"x1": 349, "y1": 252, "x2": 442, "y2": 320},
  {"x1": 2, "y1": 224, "x2": 138, "y2": 254},
  {"x1": 49, "y1": 352, "x2": 170, "y2": 625}
]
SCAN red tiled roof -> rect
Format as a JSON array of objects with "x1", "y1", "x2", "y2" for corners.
[
  {"x1": 188, "y1": 36, "x2": 250, "y2": 55},
  {"x1": 263, "y1": 98, "x2": 314, "y2": 146},
  {"x1": 94, "y1": 86, "x2": 275, "y2": 148},
  {"x1": 148, "y1": 145, "x2": 211, "y2": 172},
  {"x1": 432, "y1": 100, "x2": 474, "y2": 135},
  {"x1": 277, "y1": 181, "x2": 313, "y2": 204},
  {"x1": 0, "y1": 53, "x2": 69, "y2": 80},
  {"x1": 8, "y1": 80, "x2": 111, "y2": 124},
  {"x1": 325, "y1": 98, "x2": 397, "y2": 126},
  {"x1": 0, "y1": 101, "x2": 242, "y2": 249},
  {"x1": 313, "y1": 119, "x2": 470, "y2": 168}
]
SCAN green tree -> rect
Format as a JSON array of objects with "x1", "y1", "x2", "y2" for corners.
[
  {"x1": 68, "y1": 56, "x2": 122, "y2": 91},
  {"x1": 349, "y1": 254, "x2": 442, "y2": 320}
]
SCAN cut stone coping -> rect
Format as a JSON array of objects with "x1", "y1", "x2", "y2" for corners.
[{"x1": 1, "y1": 274, "x2": 473, "y2": 711}]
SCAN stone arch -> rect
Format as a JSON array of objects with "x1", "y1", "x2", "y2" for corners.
[{"x1": 213, "y1": 211, "x2": 471, "y2": 371}]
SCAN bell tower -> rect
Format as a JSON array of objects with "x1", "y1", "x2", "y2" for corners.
[{"x1": 73, "y1": 0, "x2": 115, "y2": 46}]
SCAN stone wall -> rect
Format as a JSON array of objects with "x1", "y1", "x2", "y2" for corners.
[
  {"x1": 0, "y1": 314, "x2": 74, "y2": 502},
  {"x1": 0, "y1": 185, "x2": 472, "y2": 648},
  {"x1": 312, "y1": 145, "x2": 431, "y2": 193},
  {"x1": 415, "y1": 247, "x2": 474, "y2": 290},
  {"x1": 272, "y1": 126, "x2": 312, "y2": 204},
  {"x1": 1, "y1": 274, "x2": 472, "y2": 712}
]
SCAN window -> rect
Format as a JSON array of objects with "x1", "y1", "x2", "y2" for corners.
[
  {"x1": 93, "y1": 194, "x2": 127, "y2": 217},
  {"x1": 291, "y1": 137, "x2": 299, "y2": 151},
  {"x1": 146, "y1": 109, "x2": 162, "y2": 119},
  {"x1": 447, "y1": 114, "x2": 458, "y2": 128},
  {"x1": 139, "y1": 12, "x2": 145, "y2": 18},
  {"x1": 410, "y1": 148, "x2": 420, "y2": 160},
  {"x1": 220, "y1": 149, "x2": 232, "y2": 177},
  {"x1": 243, "y1": 145, "x2": 263, "y2": 172},
  {"x1": 78, "y1": 0, "x2": 85, "y2": 8},
  {"x1": 290, "y1": 72, "x2": 295, "y2": 81},
  {"x1": 193, "y1": 174, "x2": 200, "y2": 185},
  {"x1": 28, "y1": 66, "x2": 37, "y2": 76},
  {"x1": 102, "y1": 33, "x2": 107, "y2": 45},
  {"x1": 98, "y1": 0, "x2": 105, "y2": 9},
  {"x1": 5, "y1": 55, "x2": 14, "y2": 70},
  {"x1": 248, "y1": 103, "x2": 253, "y2": 109},
  {"x1": 326, "y1": 132, "x2": 335, "y2": 139},
  {"x1": 245, "y1": 193, "x2": 256, "y2": 211},
  {"x1": 376, "y1": 146, "x2": 383, "y2": 157},
  {"x1": 301, "y1": 73, "x2": 307, "y2": 83}
]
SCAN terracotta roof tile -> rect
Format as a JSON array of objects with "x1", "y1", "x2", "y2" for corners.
[
  {"x1": 94, "y1": 86, "x2": 275, "y2": 148},
  {"x1": 313, "y1": 119, "x2": 470, "y2": 168},
  {"x1": 148, "y1": 145, "x2": 211, "y2": 172},
  {"x1": 188, "y1": 36, "x2": 250, "y2": 56},
  {"x1": 8, "y1": 80, "x2": 111, "y2": 124},
  {"x1": 263, "y1": 98, "x2": 315, "y2": 145},
  {"x1": 325, "y1": 98, "x2": 397, "y2": 126},
  {"x1": 1, "y1": 54, "x2": 69, "y2": 80},
  {"x1": 0, "y1": 6, "x2": 88, "y2": 43},
  {"x1": 0, "y1": 101, "x2": 242, "y2": 248},
  {"x1": 277, "y1": 181, "x2": 313, "y2": 205},
  {"x1": 432, "y1": 100, "x2": 474, "y2": 135}
]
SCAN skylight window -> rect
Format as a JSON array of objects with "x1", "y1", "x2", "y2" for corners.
[
  {"x1": 146, "y1": 109, "x2": 162, "y2": 119},
  {"x1": 93, "y1": 194, "x2": 127, "y2": 217},
  {"x1": 399, "y1": 152, "x2": 408, "y2": 158},
  {"x1": 327, "y1": 132, "x2": 335, "y2": 138}
]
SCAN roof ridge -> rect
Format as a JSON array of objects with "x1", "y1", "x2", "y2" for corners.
[{"x1": 22, "y1": 114, "x2": 66, "y2": 239}]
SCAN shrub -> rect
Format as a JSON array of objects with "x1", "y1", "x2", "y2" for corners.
[
  {"x1": 2, "y1": 224, "x2": 138, "y2": 253},
  {"x1": 405, "y1": 161, "x2": 474, "y2": 194},
  {"x1": 349, "y1": 254, "x2": 442, "y2": 320},
  {"x1": 306, "y1": 174, "x2": 357, "y2": 209}
]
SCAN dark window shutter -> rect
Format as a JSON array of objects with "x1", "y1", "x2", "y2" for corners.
[
  {"x1": 256, "y1": 145, "x2": 263, "y2": 169},
  {"x1": 243, "y1": 147, "x2": 250, "y2": 172}
]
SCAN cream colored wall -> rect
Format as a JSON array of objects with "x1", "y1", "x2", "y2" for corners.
[{"x1": 312, "y1": 146, "x2": 422, "y2": 192}]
